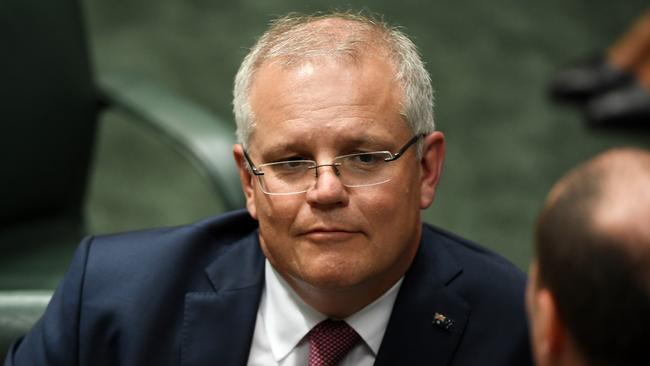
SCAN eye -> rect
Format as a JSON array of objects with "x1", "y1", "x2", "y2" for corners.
[
  {"x1": 272, "y1": 156, "x2": 306, "y2": 164},
  {"x1": 341, "y1": 152, "x2": 388, "y2": 171},
  {"x1": 353, "y1": 153, "x2": 380, "y2": 164},
  {"x1": 266, "y1": 158, "x2": 312, "y2": 175},
  {"x1": 282, "y1": 160, "x2": 307, "y2": 169}
]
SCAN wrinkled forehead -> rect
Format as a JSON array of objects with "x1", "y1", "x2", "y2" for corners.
[
  {"x1": 247, "y1": 56, "x2": 408, "y2": 153},
  {"x1": 252, "y1": 56, "x2": 403, "y2": 115},
  {"x1": 248, "y1": 49, "x2": 403, "y2": 115}
]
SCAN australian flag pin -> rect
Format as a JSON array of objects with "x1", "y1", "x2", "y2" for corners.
[{"x1": 432, "y1": 312, "x2": 455, "y2": 332}]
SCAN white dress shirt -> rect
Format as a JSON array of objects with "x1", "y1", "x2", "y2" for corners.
[{"x1": 247, "y1": 260, "x2": 403, "y2": 366}]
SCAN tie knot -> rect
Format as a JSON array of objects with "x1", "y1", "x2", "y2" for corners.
[{"x1": 308, "y1": 319, "x2": 361, "y2": 366}]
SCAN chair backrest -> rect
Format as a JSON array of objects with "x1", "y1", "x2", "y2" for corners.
[
  {"x1": 0, "y1": 291, "x2": 51, "y2": 361},
  {"x1": 0, "y1": 0, "x2": 98, "y2": 229}
]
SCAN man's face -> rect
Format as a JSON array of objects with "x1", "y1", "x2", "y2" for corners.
[{"x1": 235, "y1": 55, "x2": 443, "y2": 298}]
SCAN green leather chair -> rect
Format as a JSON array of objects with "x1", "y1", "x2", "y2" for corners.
[{"x1": 0, "y1": 0, "x2": 244, "y2": 358}]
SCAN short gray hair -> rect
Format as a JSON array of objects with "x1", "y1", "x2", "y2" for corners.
[{"x1": 232, "y1": 11, "x2": 435, "y2": 154}]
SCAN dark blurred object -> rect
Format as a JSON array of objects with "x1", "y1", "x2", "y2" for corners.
[
  {"x1": 1, "y1": 0, "x2": 98, "y2": 289},
  {"x1": 0, "y1": 0, "x2": 243, "y2": 290},
  {"x1": 549, "y1": 9, "x2": 650, "y2": 130},
  {"x1": 1, "y1": 0, "x2": 244, "y2": 358},
  {"x1": 549, "y1": 56, "x2": 634, "y2": 104},
  {"x1": 586, "y1": 83, "x2": 650, "y2": 129}
]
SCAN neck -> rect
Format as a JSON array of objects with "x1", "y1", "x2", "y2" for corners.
[
  {"x1": 549, "y1": 353, "x2": 590, "y2": 366},
  {"x1": 539, "y1": 336, "x2": 593, "y2": 366},
  {"x1": 285, "y1": 274, "x2": 402, "y2": 319}
]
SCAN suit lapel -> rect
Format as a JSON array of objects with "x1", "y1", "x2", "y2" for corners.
[
  {"x1": 181, "y1": 233, "x2": 265, "y2": 366},
  {"x1": 375, "y1": 226, "x2": 470, "y2": 366},
  {"x1": 179, "y1": 224, "x2": 470, "y2": 365}
]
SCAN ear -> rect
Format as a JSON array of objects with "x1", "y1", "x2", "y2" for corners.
[
  {"x1": 419, "y1": 131, "x2": 445, "y2": 209},
  {"x1": 233, "y1": 144, "x2": 258, "y2": 219},
  {"x1": 526, "y1": 261, "x2": 568, "y2": 365}
]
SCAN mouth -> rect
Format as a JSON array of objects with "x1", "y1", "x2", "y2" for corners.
[{"x1": 300, "y1": 227, "x2": 361, "y2": 242}]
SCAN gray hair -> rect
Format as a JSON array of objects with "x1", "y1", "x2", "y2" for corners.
[{"x1": 232, "y1": 11, "x2": 435, "y2": 155}]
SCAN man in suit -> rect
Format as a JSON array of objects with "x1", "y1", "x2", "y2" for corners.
[
  {"x1": 527, "y1": 148, "x2": 650, "y2": 366},
  {"x1": 5, "y1": 11, "x2": 531, "y2": 365}
]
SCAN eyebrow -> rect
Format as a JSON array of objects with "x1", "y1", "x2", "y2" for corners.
[{"x1": 259, "y1": 135, "x2": 390, "y2": 155}]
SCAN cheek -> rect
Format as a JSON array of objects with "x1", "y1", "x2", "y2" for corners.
[
  {"x1": 383, "y1": 175, "x2": 421, "y2": 212},
  {"x1": 255, "y1": 193, "x2": 300, "y2": 220},
  {"x1": 255, "y1": 197, "x2": 299, "y2": 269},
  {"x1": 254, "y1": 194, "x2": 303, "y2": 246},
  {"x1": 357, "y1": 183, "x2": 420, "y2": 237}
]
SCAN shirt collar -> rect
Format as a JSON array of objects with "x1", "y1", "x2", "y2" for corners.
[
  {"x1": 345, "y1": 276, "x2": 403, "y2": 355},
  {"x1": 262, "y1": 259, "x2": 403, "y2": 362}
]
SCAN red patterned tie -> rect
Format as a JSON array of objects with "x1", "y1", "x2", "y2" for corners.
[{"x1": 308, "y1": 319, "x2": 361, "y2": 366}]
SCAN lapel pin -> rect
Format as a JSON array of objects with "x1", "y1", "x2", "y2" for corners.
[{"x1": 432, "y1": 312, "x2": 455, "y2": 332}]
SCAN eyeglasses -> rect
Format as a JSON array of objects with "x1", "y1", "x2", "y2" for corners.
[{"x1": 243, "y1": 134, "x2": 425, "y2": 195}]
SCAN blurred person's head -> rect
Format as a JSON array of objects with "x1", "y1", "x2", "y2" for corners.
[{"x1": 527, "y1": 147, "x2": 650, "y2": 366}]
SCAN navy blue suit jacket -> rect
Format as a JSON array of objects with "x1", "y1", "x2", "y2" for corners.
[{"x1": 5, "y1": 210, "x2": 532, "y2": 365}]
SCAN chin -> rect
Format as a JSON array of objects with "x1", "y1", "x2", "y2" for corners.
[
  {"x1": 297, "y1": 259, "x2": 371, "y2": 290},
  {"x1": 302, "y1": 273, "x2": 366, "y2": 291}
]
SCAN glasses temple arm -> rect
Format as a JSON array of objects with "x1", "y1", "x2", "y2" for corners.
[
  {"x1": 243, "y1": 149, "x2": 264, "y2": 176},
  {"x1": 385, "y1": 133, "x2": 426, "y2": 161}
]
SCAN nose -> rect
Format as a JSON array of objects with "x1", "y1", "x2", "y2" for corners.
[{"x1": 305, "y1": 164, "x2": 349, "y2": 206}]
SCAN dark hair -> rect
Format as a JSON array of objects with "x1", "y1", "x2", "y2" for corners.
[{"x1": 535, "y1": 150, "x2": 650, "y2": 366}]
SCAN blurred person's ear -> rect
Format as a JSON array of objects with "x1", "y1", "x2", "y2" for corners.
[{"x1": 526, "y1": 262, "x2": 570, "y2": 366}]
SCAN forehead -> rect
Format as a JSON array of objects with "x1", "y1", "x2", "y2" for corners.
[{"x1": 248, "y1": 55, "x2": 409, "y2": 151}]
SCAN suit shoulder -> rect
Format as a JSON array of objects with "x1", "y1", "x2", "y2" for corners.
[
  {"x1": 424, "y1": 223, "x2": 525, "y2": 277},
  {"x1": 82, "y1": 210, "x2": 258, "y2": 282},
  {"x1": 89, "y1": 209, "x2": 256, "y2": 252},
  {"x1": 419, "y1": 224, "x2": 532, "y2": 364},
  {"x1": 422, "y1": 223, "x2": 527, "y2": 302}
]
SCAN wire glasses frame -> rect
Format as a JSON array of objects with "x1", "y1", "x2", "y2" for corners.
[{"x1": 243, "y1": 134, "x2": 426, "y2": 195}]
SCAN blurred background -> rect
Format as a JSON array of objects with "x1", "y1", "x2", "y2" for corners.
[
  {"x1": 3, "y1": 0, "x2": 650, "y2": 356},
  {"x1": 83, "y1": 0, "x2": 649, "y2": 271},
  {"x1": 5, "y1": 0, "x2": 650, "y2": 278}
]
